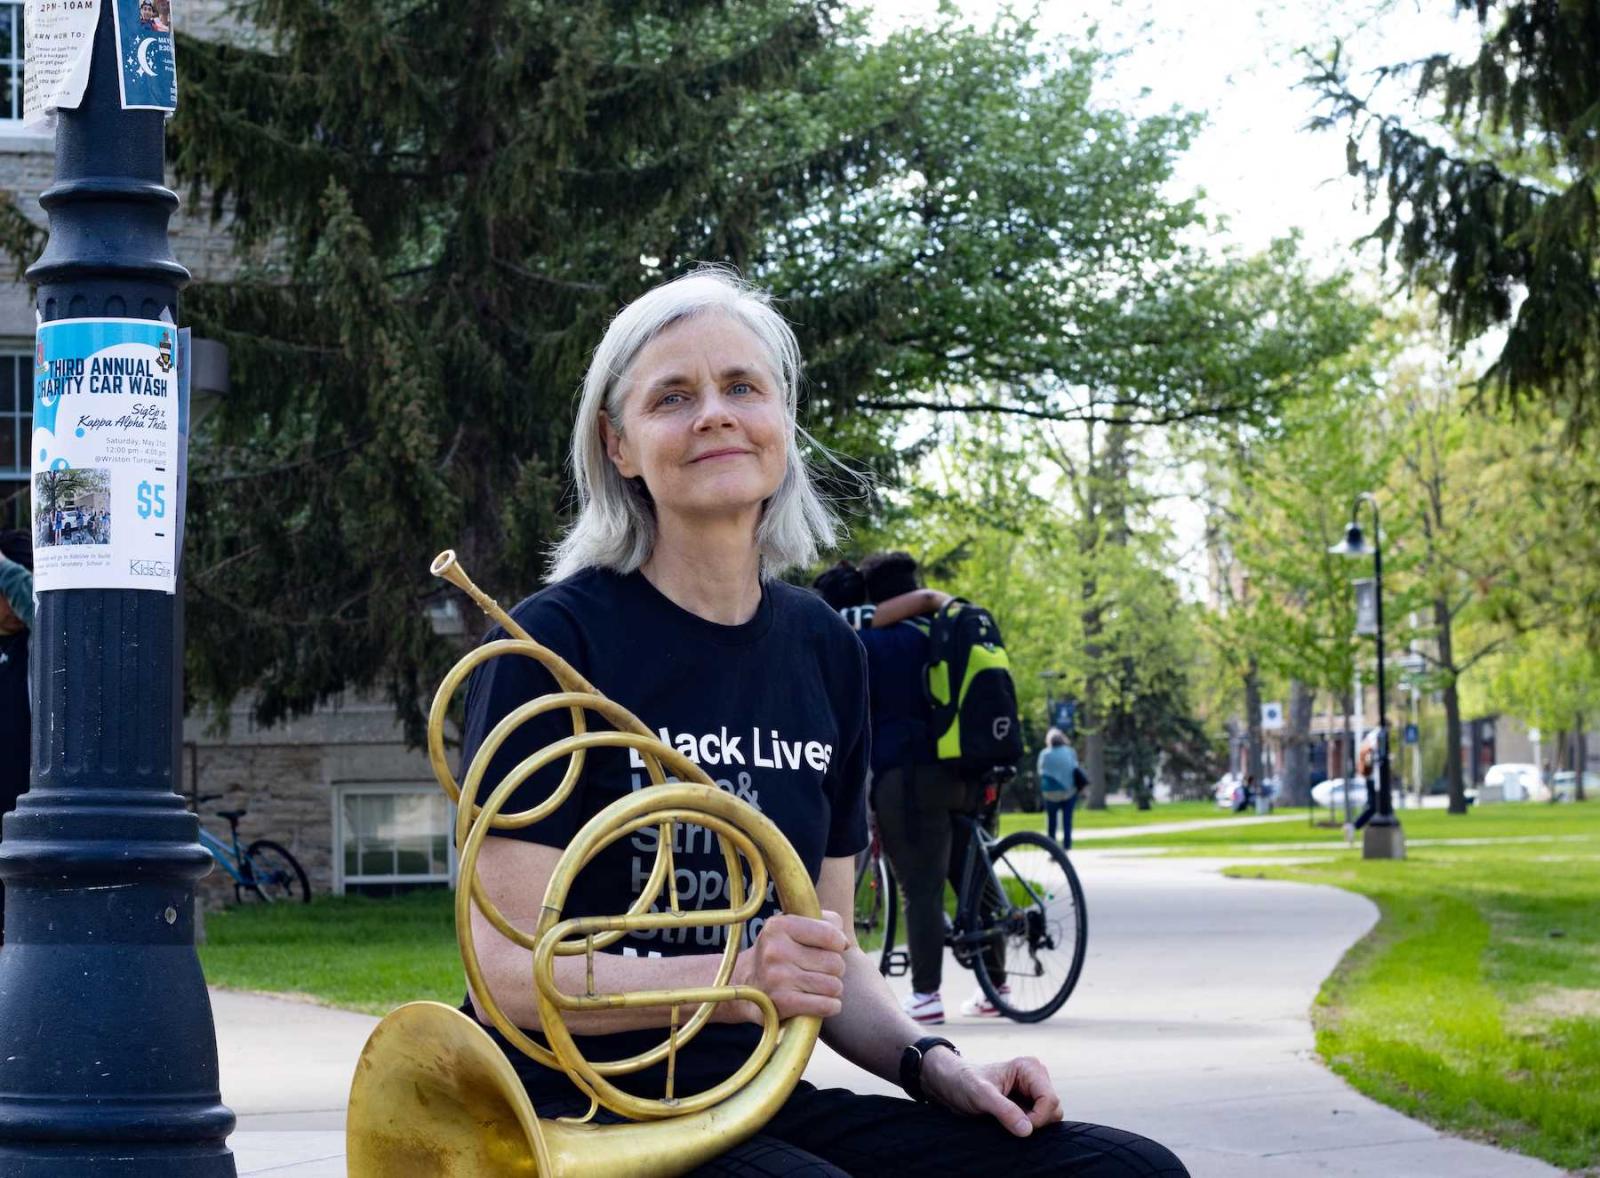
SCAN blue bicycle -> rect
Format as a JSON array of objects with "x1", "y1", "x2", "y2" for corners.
[{"x1": 194, "y1": 794, "x2": 311, "y2": 903}]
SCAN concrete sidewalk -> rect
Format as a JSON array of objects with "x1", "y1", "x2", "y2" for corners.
[{"x1": 222, "y1": 852, "x2": 1562, "y2": 1176}]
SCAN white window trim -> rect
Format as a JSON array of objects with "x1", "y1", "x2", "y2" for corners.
[
  {"x1": 1, "y1": 344, "x2": 30, "y2": 479},
  {"x1": 331, "y1": 782, "x2": 458, "y2": 896}
]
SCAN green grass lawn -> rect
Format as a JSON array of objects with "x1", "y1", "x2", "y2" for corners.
[
  {"x1": 1076, "y1": 800, "x2": 1600, "y2": 851},
  {"x1": 1000, "y1": 798, "x2": 1223, "y2": 836},
  {"x1": 199, "y1": 889, "x2": 462, "y2": 1016}
]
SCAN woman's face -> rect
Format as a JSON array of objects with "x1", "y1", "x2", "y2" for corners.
[{"x1": 603, "y1": 314, "x2": 788, "y2": 525}]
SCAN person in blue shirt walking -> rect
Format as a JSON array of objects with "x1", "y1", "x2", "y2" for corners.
[{"x1": 1037, "y1": 728, "x2": 1081, "y2": 849}]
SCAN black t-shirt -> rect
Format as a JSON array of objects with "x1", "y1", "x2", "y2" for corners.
[{"x1": 458, "y1": 567, "x2": 870, "y2": 1106}]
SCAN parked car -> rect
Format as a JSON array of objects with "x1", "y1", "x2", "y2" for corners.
[
  {"x1": 1551, "y1": 770, "x2": 1600, "y2": 801},
  {"x1": 1214, "y1": 773, "x2": 1279, "y2": 810},
  {"x1": 1482, "y1": 762, "x2": 1550, "y2": 802},
  {"x1": 1311, "y1": 776, "x2": 1369, "y2": 811}
]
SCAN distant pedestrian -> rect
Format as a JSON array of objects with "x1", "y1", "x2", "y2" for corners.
[
  {"x1": 0, "y1": 529, "x2": 34, "y2": 944},
  {"x1": 1037, "y1": 727, "x2": 1081, "y2": 848}
]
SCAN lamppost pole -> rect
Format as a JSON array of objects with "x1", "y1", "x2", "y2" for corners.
[
  {"x1": 0, "y1": 2, "x2": 236, "y2": 1173},
  {"x1": 1331, "y1": 491, "x2": 1405, "y2": 860}
]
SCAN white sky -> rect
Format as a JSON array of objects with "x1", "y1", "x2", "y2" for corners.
[
  {"x1": 856, "y1": 0, "x2": 1484, "y2": 599},
  {"x1": 860, "y1": 0, "x2": 1482, "y2": 264}
]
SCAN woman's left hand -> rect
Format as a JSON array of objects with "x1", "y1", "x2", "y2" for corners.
[{"x1": 920, "y1": 1050, "x2": 1064, "y2": 1137}]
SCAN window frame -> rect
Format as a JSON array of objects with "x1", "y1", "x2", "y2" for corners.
[
  {"x1": 1, "y1": 347, "x2": 29, "y2": 482},
  {"x1": 0, "y1": 2, "x2": 26, "y2": 125},
  {"x1": 331, "y1": 782, "x2": 458, "y2": 895}
]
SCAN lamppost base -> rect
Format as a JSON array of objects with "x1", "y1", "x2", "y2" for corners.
[{"x1": 1362, "y1": 820, "x2": 1406, "y2": 861}]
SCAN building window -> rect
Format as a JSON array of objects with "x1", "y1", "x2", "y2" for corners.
[
  {"x1": 0, "y1": 352, "x2": 27, "y2": 476},
  {"x1": 335, "y1": 785, "x2": 455, "y2": 896},
  {"x1": 0, "y1": 4, "x2": 23, "y2": 123},
  {"x1": 1, "y1": 351, "x2": 28, "y2": 527}
]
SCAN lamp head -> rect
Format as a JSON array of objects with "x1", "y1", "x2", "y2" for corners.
[{"x1": 1329, "y1": 522, "x2": 1372, "y2": 557}]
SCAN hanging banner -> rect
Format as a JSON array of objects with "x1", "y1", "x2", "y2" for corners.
[
  {"x1": 30, "y1": 318, "x2": 185, "y2": 593},
  {"x1": 111, "y1": 0, "x2": 175, "y2": 114},
  {"x1": 21, "y1": 0, "x2": 101, "y2": 130}
]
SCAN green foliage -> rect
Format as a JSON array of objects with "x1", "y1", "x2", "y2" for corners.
[
  {"x1": 161, "y1": 2, "x2": 1329, "y2": 733},
  {"x1": 1306, "y1": 2, "x2": 1600, "y2": 438}
]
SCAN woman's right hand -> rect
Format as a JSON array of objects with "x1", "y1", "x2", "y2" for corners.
[{"x1": 728, "y1": 911, "x2": 849, "y2": 1023}]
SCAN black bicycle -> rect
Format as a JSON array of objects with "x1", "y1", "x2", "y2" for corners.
[{"x1": 869, "y1": 773, "x2": 1087, "y2": 1022}]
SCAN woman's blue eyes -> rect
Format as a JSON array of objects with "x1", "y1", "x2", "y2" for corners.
[{"x1": 657, "y1": 383, "x2": 757, "y2": 407}]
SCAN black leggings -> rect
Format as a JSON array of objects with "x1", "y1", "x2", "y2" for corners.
[
  {"x1": 541, "y1": 1083, "x2": 1187, "y2": 1177},
  {"x1": 874, "y1": 765, "x2": 1002, "y2": 996}
]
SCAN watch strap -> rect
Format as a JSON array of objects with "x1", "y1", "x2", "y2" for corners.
[{"x1": 899, "y1": 1035, "x2": 958, "y2": 1103}]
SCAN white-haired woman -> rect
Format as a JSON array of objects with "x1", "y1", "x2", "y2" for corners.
[{"x1": 461, "y1": 268, "x2": 1187, "y2": 1177}]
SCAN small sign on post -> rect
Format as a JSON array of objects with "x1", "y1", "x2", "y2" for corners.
[
  {"x1": 1403, "y1": 723, "x2": 1419, "y2": 745},
  {"x1": 1353, "y1": 578, "x2": 1378, "y2": 636}
]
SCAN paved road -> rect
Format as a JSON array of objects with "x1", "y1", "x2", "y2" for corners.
[{"x1": 223, "y1": 851, "x2": 1562, "y2": 1176}]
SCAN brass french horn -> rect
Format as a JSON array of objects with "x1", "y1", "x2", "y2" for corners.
[{"x1": 345, "y1": 551, "x2": 823, "y2": 1176}]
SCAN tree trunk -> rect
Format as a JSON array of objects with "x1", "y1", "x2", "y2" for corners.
[
  {"x1": 1082, "y1": 726, "x2": 1107, "y2": 810},
  {"x1": 1282, "y1": 679, "x2": 1313, "y2": 806},
  {"x1": 1575, "y1": 714, "x2": 1588, "y2": 802},
  {"x1": 1243, "y1": 656, "x2": 1265, "y2": 808},
  {"x1": 1435, "y1": 594, "x2": 1468, "y2": 814}
]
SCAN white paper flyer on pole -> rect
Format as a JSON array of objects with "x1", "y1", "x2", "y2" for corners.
[
  {"x1": 30, "y1": 318, "x2": 185, "y2": 593},
  {"x1": 22, "y1": 0, "x2": 101, "y2": 130}
]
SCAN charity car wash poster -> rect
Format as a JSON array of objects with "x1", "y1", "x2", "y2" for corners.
[{"x1": 31, "y1": 318, "x2": 187, "y2": 594}]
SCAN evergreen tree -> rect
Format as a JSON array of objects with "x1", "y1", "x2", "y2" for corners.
[{"x1": 1306, "y1": 2, "x2": 1600, "y2": 437}]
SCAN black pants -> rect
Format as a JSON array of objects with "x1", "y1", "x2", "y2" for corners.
[
  {"x1": 874, "y1": 765, "x2": 1003, "y2": 996},
  {"x1": 540, "y1": 1083, "x2": 1187, "y2": 1177}
]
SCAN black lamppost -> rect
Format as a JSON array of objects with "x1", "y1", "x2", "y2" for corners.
[
  {"x1": 0, "y1": 2, "x2": 236, "y2": 1173},
  {"x1": 1329, "y1": 492, "x2": 1405, "y2": 860},
  {"x1": 1038, "y1": 669, "x2": 1064, "y2": 730}
]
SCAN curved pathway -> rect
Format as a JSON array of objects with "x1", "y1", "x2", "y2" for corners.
[{"x1": 221, "y1": 851, "x2": 1563, "y2": 1176}]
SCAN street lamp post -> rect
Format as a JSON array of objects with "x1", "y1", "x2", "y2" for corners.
[
  {"x1": 1038, "y1": 669, "x2": 1064, "y2": 730},
  {"x1": 1330, "y1": 492, "x2": 1405, "y2": 860},
  {"x1": 0, "y1": 2, "x2": 236, "y2": 1173}
]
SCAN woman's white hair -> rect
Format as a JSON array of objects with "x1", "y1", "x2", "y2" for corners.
[{"x1": 548, "y1": 266, "x2": 838, "y2": 582}]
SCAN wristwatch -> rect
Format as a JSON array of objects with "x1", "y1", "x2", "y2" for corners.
[{"x1": 899, "y1": 1035, "x2": 959, "y2": 1103}]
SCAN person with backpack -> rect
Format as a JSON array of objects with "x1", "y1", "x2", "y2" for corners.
[
  {"x1": 858, "y1": 552, "x2": 1024, "y2": 1024},
  {"x1": 1037, "y1": 728, "x2": 1082, "y2": 848}
]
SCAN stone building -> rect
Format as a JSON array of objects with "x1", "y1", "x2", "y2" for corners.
[{"x1": 183, "y1": 697, "x2": 457, "y2": 906}]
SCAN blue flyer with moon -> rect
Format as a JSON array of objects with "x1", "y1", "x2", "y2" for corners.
[
  {"x1": 31, "y1": 318, "x2": 186, "y2": 593},
  {"x1": 111, "y1": 0, "x2": 177, "y2": 114}
]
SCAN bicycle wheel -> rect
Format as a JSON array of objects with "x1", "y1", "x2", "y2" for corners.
[
  {"x1": 853, "y1": 846, "x2": 886, "y2": 934},
  {"x1": 878, "y1": 863, "x2": 902, "y2": 976},
  {"x1": 964, "y1": 831, "x2": 1085, "y2": 1022},
  {"x1": 243, "y1": 839, "x2": 312, "y2": 903}
]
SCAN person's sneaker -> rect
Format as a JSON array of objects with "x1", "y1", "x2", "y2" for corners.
[
  {"x1": 902, "y1": 991, "x2": 944, "y2": 1024},
  {"x1": 959, "y1": 986, "x2": 1009, "y2": 1017}
]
